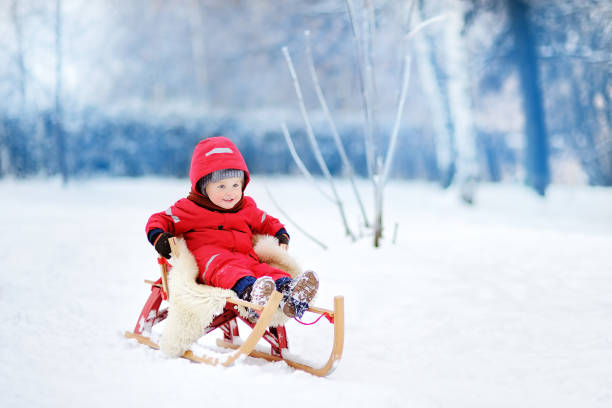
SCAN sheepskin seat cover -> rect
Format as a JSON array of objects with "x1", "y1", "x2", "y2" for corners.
[{"x1": 160, "y1": 235, "x2": 301, "y2": 357}]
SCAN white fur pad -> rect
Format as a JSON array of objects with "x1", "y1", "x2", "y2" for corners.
[{"x1": 159, "y1": 236, "x2": 302, "y2": 357}]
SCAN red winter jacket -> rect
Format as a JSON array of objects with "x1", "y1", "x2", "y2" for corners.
[{"x1": 146, "y1": 137, "x2": 287, "y2": 286}]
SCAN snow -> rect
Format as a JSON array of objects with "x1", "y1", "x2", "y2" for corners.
[{"x1": 1, "y1": 176, "x2": 611, "y2": 407}]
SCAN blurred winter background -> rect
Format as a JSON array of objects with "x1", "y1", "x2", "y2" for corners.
[
  {"x1": 1, "y1": 2, "x2": 612, "y2": 406},
  {"x1": 0, "y1": 0, "x2": 609, "y2": 195}
]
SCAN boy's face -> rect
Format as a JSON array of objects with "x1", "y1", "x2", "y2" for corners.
[{"x1": 205, "y1": 177, "x2": 243, "y2": 209}]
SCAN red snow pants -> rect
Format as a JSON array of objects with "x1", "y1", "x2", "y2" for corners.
[{"x1": 195, "y1": 250, "x2": 291, "y2": 289}]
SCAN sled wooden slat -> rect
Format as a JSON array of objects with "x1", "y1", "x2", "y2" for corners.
[
  {"x1": 226, "y1": 297, "x2": 265, "y2": 311},
  {"x1": 307, "y1": 305, "x2": 334, "y2": 318},
  {"x1": 169, "y1": 236, "x2": 179, "y2": 257},
  {"x1": 159, "y1": 257, "x2": 170, "y2": 299}
]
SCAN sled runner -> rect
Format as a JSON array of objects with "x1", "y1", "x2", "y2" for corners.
[{"x1": 124, "y1": 237, "x2": 344, "y2": 376}]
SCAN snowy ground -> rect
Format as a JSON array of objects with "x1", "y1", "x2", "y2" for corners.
[{"x1": 1, "y1": 176, "x2": 611, "y2": 408}]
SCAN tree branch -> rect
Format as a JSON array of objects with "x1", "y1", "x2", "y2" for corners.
[{"x1": 381, "y1": 54, "x2": 412, "y2": 186}]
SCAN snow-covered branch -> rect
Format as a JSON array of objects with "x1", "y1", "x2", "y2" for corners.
[
  {"x1": 405, "y1": 14, "x2": 447, "y2": 42},
  {"x1": 380, "y1": 54, "x2": 412, "y2": 187}
]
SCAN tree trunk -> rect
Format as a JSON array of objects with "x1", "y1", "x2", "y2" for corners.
[
  {"x1": 507, "y1": 0, "x2": 549, "y2": 195},
  {"x1": 55, "y1": 0, "x2": 68, "y2": 184},
  {"x1": 444, "y1": 0, "x2": 479, "y2": 204},
  {"x1": 415, "y1": 0, "x2": 455, "y2": 188},
  {"x1": 11, "y1": 0, "x2": 26, "y2": 113},
  {"x1": 0, "y1": 123, "x2": 7, "y2": 177},
  {"x1": 593, "y1": 80, "x2": 612, "y2": 185}
]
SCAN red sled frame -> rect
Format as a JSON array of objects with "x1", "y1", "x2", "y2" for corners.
[{"x1": 124, "y1": 253, "x2": 344, "y2": 376}]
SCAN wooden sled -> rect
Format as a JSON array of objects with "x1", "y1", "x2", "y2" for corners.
[{"x1": 124, "y1": 238, "x2": 344, "y2": 377}]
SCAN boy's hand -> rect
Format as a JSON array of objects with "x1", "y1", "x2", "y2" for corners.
[
  {"x1": 276, "y1": 232, "x2": 289, "y2": 249},
  {"x1": 154, "y1": 232, "x2": 174, "y2": 259}
]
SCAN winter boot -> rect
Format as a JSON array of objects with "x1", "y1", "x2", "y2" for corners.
[
  {"x1": 279, "y1": 270, "x2": 319, "y2": 319},
  {"x1": 245, "y1": 276, "x2": 275, "y2": 322}
]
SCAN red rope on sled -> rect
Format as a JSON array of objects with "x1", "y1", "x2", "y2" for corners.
[{"x1": 294, "y1": 312, "x2": 333, "y2": 325}]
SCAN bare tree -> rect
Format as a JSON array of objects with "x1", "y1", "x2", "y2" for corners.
[{"x1": 282, "y1": 1, "x2": 442, "y2": 247}]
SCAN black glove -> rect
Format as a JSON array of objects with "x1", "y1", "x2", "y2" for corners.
[
  {"x1": 277, "y1": 234, "x2": 289, "y2": 246},
  {"x1": 275, "y1": 228, "x2": 290, "y2": 246},
  {"x1": 154, "y1": 232, "x2": 174, "y2": 259}
]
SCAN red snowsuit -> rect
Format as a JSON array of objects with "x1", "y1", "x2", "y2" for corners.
[{"x1": 146, "y1": 137, "x2": 291, "y2": 290}]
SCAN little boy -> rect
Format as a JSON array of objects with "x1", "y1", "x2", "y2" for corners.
[{"x1": 146, "y1": 136, "x2": 318, "y2": 319}]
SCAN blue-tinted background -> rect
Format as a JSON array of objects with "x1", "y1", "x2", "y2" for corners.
[{"x1": 0, "y1": 0, "x2": 610, "y2": 194}]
